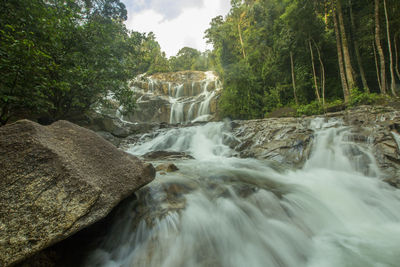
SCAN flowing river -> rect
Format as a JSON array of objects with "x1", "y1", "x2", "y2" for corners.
[{"x1": 84, "y1": 119, "x2": 400, "y2": 267}]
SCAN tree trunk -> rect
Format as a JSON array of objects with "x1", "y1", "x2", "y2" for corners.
[
  {"x1": 313, "y1": 40, "x2": 326, "y2": 107},
  {"x1": 332, "y1": 2, "x2": 350, "y2": 103},
  {"x1": 373, "y1": 41, "x2": 383, "y2": 92},
  {"x1": 349, "y1": 0, "x2": 370, "y2": 93},
  {"x1": 375, "y1": 0, "x2": 387, "y2": 94},
  {"x1": 337, "y1": 0, "x2": 356, "y2": 90},
  {"x1": 395, "y1": 33, "x2": 400, "y2": 80},
  {"x1": 309, "y1": 39, "x2": 321, "y2": 104},
  {"x1": 238, "y1": 11, "x2": 247, "y2": 60},
  {"x1": 383, "y1": 0, "x2": 397, "y2": 96},
  {"x1": 290, "y1": 51, "x2": 298, "y2": 105}
]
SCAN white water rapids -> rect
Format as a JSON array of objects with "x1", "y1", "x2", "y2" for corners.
[{"x1": 84, "y1": 119, "x2": 400, "y2": 267}]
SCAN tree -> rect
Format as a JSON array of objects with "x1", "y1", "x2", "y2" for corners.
[
  {"x1": 205, "y1": 0, "x2": 398, "y2": 119},
  {"x1": 0, "y1": 24, "x2": 52, "y2": 125},
  {"x1": 0, "y1": 0, "x2": 138, "y2": 124},
  {"x1": 349, "y1": 0, "x2": 370, "y2": 92},
  {"x1": 375, "y1": 0, "x2": 387, "y2": 94},
  {"x1": 134, "y1": 32, "x2": 171, "y2": 74},
  {"x1": 336, "y1": 0, "x2": 356, "y2": 91},
  {"x1": 332, "y1": 0, "x2": 350, "y2": 102},
  {"x1": 170, "y1": 47, "x2": 201, "y2": 71},
  {"x1": 383, "y1": 0, "x2": 397, "y2": 96}
]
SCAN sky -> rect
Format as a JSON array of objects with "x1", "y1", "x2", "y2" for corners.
[{"x1": 121, "y1": 0, "x2": 231, "y2": 57}]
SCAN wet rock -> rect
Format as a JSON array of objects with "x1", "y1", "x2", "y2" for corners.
[
  {"x1": 150, "y1": 71, "x2": 207, "y2": 83},
  {"x1": 231, "y1": 117, "x2": 313, "y2": 167},
  {"x1": 143, "y1": 151, "x2": 194, "y2": 160},
  {"x1": 125, "y1": 96, "x2": 171, "y2": 124},
  {"x1": 206, "y1": 81, "x2": 216, "y2": 92},
  {"x1": 266, "y1": 107, "x2": 297, "y2": 118},
  {"x1": 130, "y1": 180, "x2": 196, "y2": 229},
  {"x1": 0, "y1": 120, "x2": 155, "y2": 266},
  {"x1": 77, "y1": 112, "x2": 158, "y2": 138},
  {"x1": 230, "y1": 105, "x2": 400, "y2": 187},
  {"x1": 163, "y1": 182, "x2": 193, "y2": 197},
  {"x1": 156, "y1": 163, "x2": 179, "y2": 172},
  {"x1": 95, "y1": 131, "x2": 121, "y2": 147},
  {"x1": 210, "y1": 95, "x2": 219, "y2": 115}
]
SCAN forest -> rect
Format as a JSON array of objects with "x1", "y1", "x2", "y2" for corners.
[
  {"x1": 205, "y1": 0, "x2": 400, "y2": 119},
  {"x1": 0, "y1": 0, "x2": 169, "y2": 125},
  {"x1": 1, "y1": 0, "x2": 400, "y2": 124}
]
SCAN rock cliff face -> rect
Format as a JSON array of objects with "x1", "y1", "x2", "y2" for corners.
[
  {"x1": 0, "y1": 120, "x2": 155, "y2": 266},
  {"x1": 230, "y1": 105, "x2": 400, "y2": 186},
  {"x1": 126, "y1": 71, "x2": 222, "y2": 124}
]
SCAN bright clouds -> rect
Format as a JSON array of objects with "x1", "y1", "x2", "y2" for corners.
[
  {"x1": 125, "y1": 0, "x2": 204, "y2": 20},
  {"x1": 122, "y1": 0, "x2": 231, "y2": 57}
]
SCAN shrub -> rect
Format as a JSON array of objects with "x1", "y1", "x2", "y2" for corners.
[
  {"x1": 349, "y1": 88, "x2": 385, "y2": 106},
  {"x1": 296, "y1": 101, "x2": 324, "y2": 116}
]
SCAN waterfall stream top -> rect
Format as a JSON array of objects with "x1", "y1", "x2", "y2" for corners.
[{"x1": 85, "y1": 116, "x2": 400, "y2": 267}]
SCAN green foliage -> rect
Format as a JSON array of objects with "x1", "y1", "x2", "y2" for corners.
[
  {"x1": 218, "y1": 62, "x2": 263, "y2": 119},
  {"x1": 296, "y1": 101, "x2": 324, "y2": 116},
  {"x1": 170, "y1": 47, "x2": 200, "y2": 71},
  {"x1": 137, "y1": 32, "x2": 171, "y2": 75},
  {"x1": 169, "y1": 47, "x2": 213, "y2": 72},
  {"x1": 326, "y1": 99, "x2": 345, "y2": 109},
  {"x1": 0, "y1": 0, "x2": 143, "y2": 124},
  {"x1": 205, "y1": 0, "x2": 399, "y2": 120},
  {"x1": 0, "y1": 29, "x2": 52, "y2": 123},
  {"x1": 349, "y1": 88, "x2": 386, "y2": 107},
  {"x1": 262, "y1": 86, "x2": 283, "y2": 115},
  {"x1": 296, "y1": 98, "x2": 349, "y2": 116}
]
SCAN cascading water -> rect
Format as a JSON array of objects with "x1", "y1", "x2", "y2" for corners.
[
  {"x1": 132, "y1": 71, "x2": 222, "y2": 124},
  {"x1": 169, "y1": 101, "x2": 185, "y2": 124},
  {"x1": 84, "y1": 118, "x2": 400, "y2": 267}
]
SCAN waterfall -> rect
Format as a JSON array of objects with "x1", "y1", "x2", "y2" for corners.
[
  {"x1": 84, "y1": 118, "x2": 400, "y2": 267},
  {"x1": 169, "y1": 100, "x2": 185, "y2": 124},
  {"x1": 187, "y1": 102, "x2": 198, "y2": 122},
  {"x1": 131, "y1": 71, "x2": 222, "y2": 124},
  {"x1": 174, "y1": 84, "x2": 184, "y2": 98}
]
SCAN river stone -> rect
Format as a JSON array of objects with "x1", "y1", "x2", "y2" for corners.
[
  {"x1": 0, "y1": 120, "x2": 155, "y2": 266},
  {"x1": 231, "y1": 117, "x2": 313, "y2": 167},
  {"x1": 156, "y1": 163, "x2": 179, "y2": 172},
  {"x1": 143, "y1": 151, "x2": 194, "y2": 160}
]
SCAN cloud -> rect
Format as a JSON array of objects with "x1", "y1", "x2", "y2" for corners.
[
  {"x1": 123, "y1": 0, "x2": 231, "y2": 57},
  {"x1": 125, "y1": 0, "x2": 204, "y2": 20}
]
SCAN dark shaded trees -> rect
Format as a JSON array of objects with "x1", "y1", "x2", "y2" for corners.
[{"x1": 0, "y1": 0, "x2": 147, "y2": 124}]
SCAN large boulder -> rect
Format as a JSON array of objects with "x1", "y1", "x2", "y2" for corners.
[
  {"x1": 84, "y1": 112, "x2": 158, "y2": 138},
  {"x1": 0, "y1": 120, "x2": 155, "y2": 266}
]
